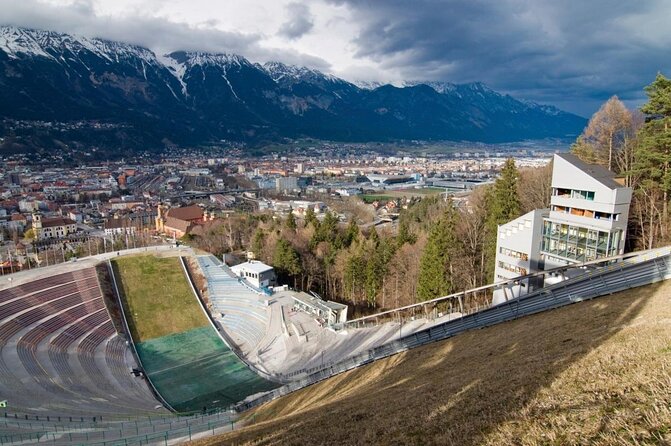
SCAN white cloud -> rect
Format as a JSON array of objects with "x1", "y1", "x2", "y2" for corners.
[{"x1": 1, "y1": 0, "x2": 669, "y2": 114}]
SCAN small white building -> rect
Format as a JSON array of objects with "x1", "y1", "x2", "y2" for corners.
[
  {"x1": 230, "y1": 261, "x2": 276, "y2": 289},
  {"x1": 291, "y1": 293, "x2": 348, "y2": 326}
]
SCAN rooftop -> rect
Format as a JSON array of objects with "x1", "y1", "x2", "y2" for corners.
[
  {"x1": 291, "y1": 292, "x2": 347, "y2": 313},
  {"x1": 165, "y1": 205, "x2": 203, "y2": 221},
  {"x1": 555, "y1": 153, "x2": 624, "y2": 190},
  {"x1": 41, "y1": 217, "x2": 75, "y2": 228},
  {"x1": 231, "y1": 261, "x2": 274, "y2": 274}
]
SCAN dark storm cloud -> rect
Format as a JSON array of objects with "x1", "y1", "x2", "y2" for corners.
[
  {"x1": 328, "y1": 0, "x2": 671, "y2": 115},
  {"x1": 278, "y1": 2, "x2": 315, "y2": 40},
  {"x1": 0, "y1": 0, "x2": 331, "y2": 71}
]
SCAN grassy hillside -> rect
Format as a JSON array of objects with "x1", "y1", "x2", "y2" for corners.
[
  {"x1": 195, "y1": 280, "x2": 671, "y2": 445},
  {"x1": 112, "y1": 256, "x2": 206, "y2": 341}
]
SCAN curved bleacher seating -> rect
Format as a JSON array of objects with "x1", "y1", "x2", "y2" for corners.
[
  {"x1": 0, "y1": 264, "x2": 246, "y2": 445},
  {"x1": 196, "y1": 256, "x2": 270, "y2": 351},
  {"x1": 49, "y1": 309, "x2": 109, "y2": 391},
  {"x1": 0, "y1": 267, "x2": 164, "y2": 418}
]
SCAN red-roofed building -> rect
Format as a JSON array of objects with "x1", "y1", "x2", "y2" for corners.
[{"x1": 155, "y1": 205, "x2": 215, "y2": 238}]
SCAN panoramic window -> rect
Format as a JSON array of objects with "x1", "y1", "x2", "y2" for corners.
[{"x1": 542, "y1": 222, "x2": 621, "y2": 262}]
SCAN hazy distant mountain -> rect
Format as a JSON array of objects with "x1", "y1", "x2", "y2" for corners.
[{"x1": 0, "y1": 26, "x2": 586, "y2": 152}]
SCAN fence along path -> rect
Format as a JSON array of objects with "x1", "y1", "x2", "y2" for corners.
[{"x1": 236, "y1": 247, "x2": 671, "y2": 412}]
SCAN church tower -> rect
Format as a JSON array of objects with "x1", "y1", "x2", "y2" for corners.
[
  {"x1": 155, "y1": 205, "x2": 165, "y2": 233},
  {"x1": 32, "y1": 213, "x2": 42, "y2": 230}
]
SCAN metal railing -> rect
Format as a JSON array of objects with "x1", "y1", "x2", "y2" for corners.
[
  {"x1": 337, "y1": 247, "x2": 669, "y2": 330},
  {"x1": 235, "y1": 247, "x2": 671, "y2": 412},
  {"x1": 4, "y1": 247, "x2": 669, "y2": 443},
  {"x1": 0, "y1": 409, "x2": 241, "y2": 445}
]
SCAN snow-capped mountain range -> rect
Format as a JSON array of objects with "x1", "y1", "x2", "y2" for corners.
[{"x1": 0, "y1": 26, "x2": 585, "y2": 151}]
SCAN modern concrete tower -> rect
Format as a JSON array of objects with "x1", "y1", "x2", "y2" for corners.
[
  {"x1": 541, "y1": 153, "x2": 632, "y2": 269},
  {"x1": 492, "y1": 153, "x2": 632, "y2": 305}
]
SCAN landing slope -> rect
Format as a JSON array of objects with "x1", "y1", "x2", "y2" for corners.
[
  {"x1": 113, "y1": 256, "x2": 206, "y2": 341},
  {"x1": 198, "y1": 280, "x2": 671, "y2": 445},
  {"x1": 112, "y1": 256, "x2": 279, "y2": 412}
]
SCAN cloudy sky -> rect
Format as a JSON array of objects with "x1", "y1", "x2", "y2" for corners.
[{"x1": 2, "y1": 0, "x2": 670, "y2": 116}]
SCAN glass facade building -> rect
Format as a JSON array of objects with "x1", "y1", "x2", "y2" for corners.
[{"x1": 541, "y1": 220, "x2": 621, "y2": 263}]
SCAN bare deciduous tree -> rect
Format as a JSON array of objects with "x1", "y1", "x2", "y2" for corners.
[{"x1": 575, "y1": 95, "x2": 635, "y2": 173}]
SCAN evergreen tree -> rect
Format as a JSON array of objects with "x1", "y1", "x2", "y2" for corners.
[
  {"x1": 365, "y1": 250, "x2": 381, "y2": 306},
  {"x1": 341, "y1": 219, "x2": 359, "y2": 247},
  {"x1": 570, "y1": 135, "x2": 599, "y2": 165},
  {"x1": 311, "y1": 211, "x2": 339, "y2": 248},
  {"x1": 633, "y1": 73, "x2": 671, "y2": 245},
  {"x1": 484, "y1": 158, "x2": 521, "y2": 281},
  {"x1": 343, "y1": 241, "x2": 366, "y2": 303},
  {"x1": 396, "y1": 217, "x2": 416, "y2": 247},
  {"x1": 368, "y1": 227, "x2": 379, "y2": 246},
  {"x1": 285, "y1": 210, "x2": 297, "y2": 230},
  {"x1": 304, "y1": 207, "x2": 318, "y2": 228},
  {"x1": 251, "y1": 229, "x2": 265, "y2": 260},
  {"x1": 417, "y1": 202, "x2": 458, "y2": 301},
  {"x1": 273, "y1": 238, "x2": 302, "y2": 286},
  {"x1": 364, "y1": 234, "x2": 397, "y2": 306}
]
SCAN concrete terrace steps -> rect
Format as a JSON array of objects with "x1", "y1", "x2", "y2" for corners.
[
  {"x1": 215, "y1": 304, "x2": 268, "y2": 325},
  {"x1": 196, "y1": 255, "x2": 270, "y2": 352},
  {"x1": 0, "y1": 267, "x2": 164, "y2": 418},
  {"x1": 0, "y1": 269, "x2": 97, "y2": 305},
  {"x1": 0, "y1": 277, "x2": 101, "y2": 323}
]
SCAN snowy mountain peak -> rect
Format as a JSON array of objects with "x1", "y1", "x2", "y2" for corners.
[
  {"x1": 0, "y1": 25, "x2": 158, "y2": 64},
  {"x1": 462, "y1": 81, "x2": 499, "y2": 95},
  {"x1": 353, "y1": 80, "x2": 386, "y2": 90},
  {"x1": 520, "y1": 99, "x2": 564, "y2": 116},
  {"x1": 404, "y1": 80, "x2": 458, "y2": 94},
  {"x1": 166, "y1": 50, "x2": 250, "y2": 68},
  {"x1": 262, "y1": 61, "x2": 341, "y2": 85}
]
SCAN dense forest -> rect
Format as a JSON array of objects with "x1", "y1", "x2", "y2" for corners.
[
  {"x1": 188, "y1": 73, "x2": 670, "y2": 316},
  {"x1": 188, "y1": 153, "x2": 550, "y2": 317}
]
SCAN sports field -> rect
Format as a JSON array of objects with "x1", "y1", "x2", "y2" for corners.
[
  {"x1": 113, "y1": 256, "x2": 207, "y2": 342},
  {"x1": 113, "y1": 255, "x2": 279, "y2": 412}
]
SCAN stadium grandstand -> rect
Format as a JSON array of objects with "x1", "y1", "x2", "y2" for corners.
[
  {"x1": 196, "y1": 255, "x2": 271, "y2": 354},
  {"x1": 0, "y1": 267, "x2": 161, "y2": 418},
  {"x1": 0, "y1": 248, "x2": 262, "y2": 444},
  {"x1": 0, "y1": 243, "x2": 669, "y2": 444}
]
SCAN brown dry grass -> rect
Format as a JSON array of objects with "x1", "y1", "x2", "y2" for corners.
[
  {"x1": 193, "y1": 280, "x2": 671, "y2": 446},
  {"x1": 185, "y1": 257, "x2": 210, "y2": 305}
]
